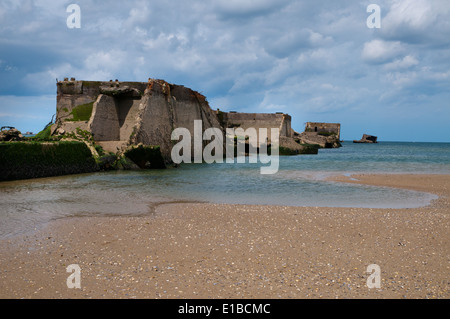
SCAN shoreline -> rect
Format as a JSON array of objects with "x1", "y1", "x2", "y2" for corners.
[
  {"x1": 328, "y1": 173, "x2": 450, "y2": 210},
  {"x1": 0, "y1": 173, "x2": 448, "y2": 299}
]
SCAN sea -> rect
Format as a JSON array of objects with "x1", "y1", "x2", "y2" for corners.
[{"x1": 0, "y1": 141, "x2": 449, "y2": 239}]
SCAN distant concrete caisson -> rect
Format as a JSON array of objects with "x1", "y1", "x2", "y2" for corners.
[{"x1": 353, "y1": 134, "x2": 378, "y2": 143}]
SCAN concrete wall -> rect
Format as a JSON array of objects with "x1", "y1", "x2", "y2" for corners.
[
  {"x1": 88, "y1": 94, "x2": 120, "y2": 141},
  {"x1": 280, "y1": 114, "x2": 292, "y2": 137},
  {"x1": 131, "y1": 79, "x2": 222, "y2": 159},
  {"x1": 219, "y1": 111, "x2": 292, "y2": 142},
  {"x1": 56, "y1": 79, "x2": 147, "y2": 123},
  {"x1": 117, "y1": 97, "x2": 141, "y2": 140},
  {"x1": 54, "y1": 78, "x2": 302, "y2": 159},
  {"x1": 56, "y1": 80, "x2": 98, "y2": 123},
  {"x1": 132, "y1": 88, "x2": 175, "y2": 158},
  {"x1": 56, "y1": 78, "x2": 224, "y2": 156},
  {"x1": 305, "y1": 122, "x2": 340, "y2": 139}
]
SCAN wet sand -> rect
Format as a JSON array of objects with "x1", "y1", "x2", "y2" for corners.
[{"x1": 0, "y1": 173, "x2": 448, "y2": 299}]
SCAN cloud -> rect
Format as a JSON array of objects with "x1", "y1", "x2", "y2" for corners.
[
  {"x1": 383, "y1": 55, "x2": 419, "y2": 71},
  {"x1": 214, "y1": 0, "x2": 289, "y2": 19},
  {"x1": 308, "y1": 30, "x2": 333, "y2": 47},
  {"x1": 297, "y1": 48, "x2": 337, "y2": 72},
  {"x1": 380, "y1": 0, "x2": 450, "y2": 44},
  {"x1": 361, "y1": 39, "x2": 405, "y2": 64},
  {"x1": 124, "y1": 2, "x2": 151, "y2": 28},
  {"x1": 0, "y1": 0, "x2": 449, "y2": 141}
]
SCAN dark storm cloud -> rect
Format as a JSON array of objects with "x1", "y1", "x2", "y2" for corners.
[{"x1": 0, "y1": 0, "x2": 449, "y2": 141}]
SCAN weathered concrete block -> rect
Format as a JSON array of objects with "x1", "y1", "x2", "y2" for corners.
[
  {"x1": 353, "y1": 134, "x2": 378, "y2": 143},
  {"x1": 88, "y1": 94, "x2": 120, "y2": 141}
]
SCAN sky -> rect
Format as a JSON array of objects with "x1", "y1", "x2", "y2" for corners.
[{"x1": 0, "y1": 0, "x2": 449, "y2": 142}]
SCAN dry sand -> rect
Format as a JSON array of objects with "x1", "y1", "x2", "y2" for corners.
[{"x1": 0, "y1": 173, "x2": 448, "y2": 299}]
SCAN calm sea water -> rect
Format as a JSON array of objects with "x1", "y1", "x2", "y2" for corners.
[{"x1": 0, "y1": 141, "x2": 449, "y2": 239}]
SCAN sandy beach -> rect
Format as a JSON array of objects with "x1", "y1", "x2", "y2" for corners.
[{"x1": 0, "y1": 173, "x2": 448, "y2": 299}]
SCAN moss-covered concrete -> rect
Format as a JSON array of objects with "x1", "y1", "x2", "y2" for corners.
[
  {"x1": 66, "y1": 101, "x2": 94, "y2": 121},
  {"x1": 279, "y1": 144, "x2": 319, "y2": 155},
  {"x1": 0, "y1": 141, "x2": 99, "y2": 181}
]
